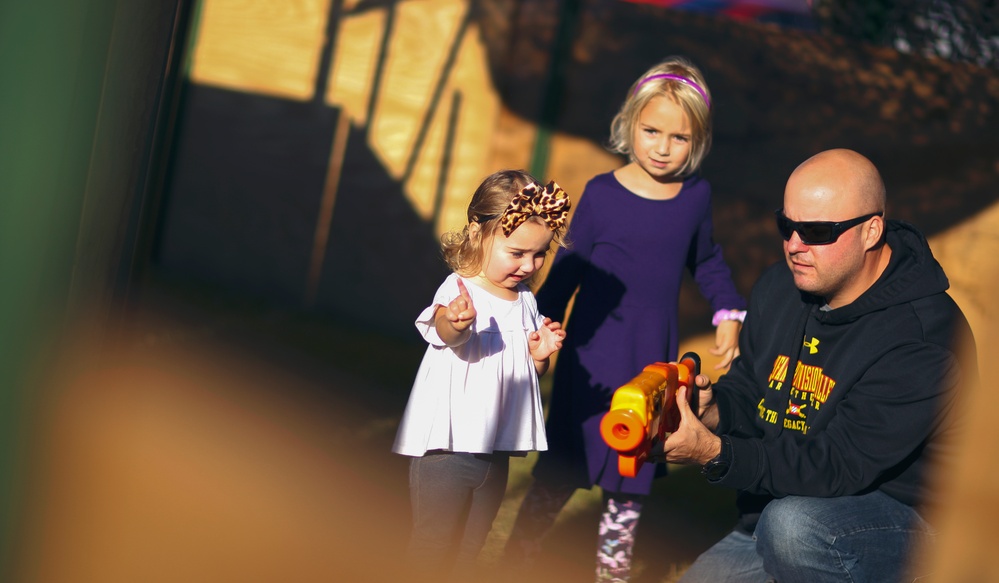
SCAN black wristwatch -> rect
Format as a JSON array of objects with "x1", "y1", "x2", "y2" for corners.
[{"x1": 701, "y1": 435, "x2": 732, "y2": 481}]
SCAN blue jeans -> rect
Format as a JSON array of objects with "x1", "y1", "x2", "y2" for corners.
[
  {"x1": 680, "y1": 491, "x2": 934, "y2": 583},
  {"x1": 406, "y1": 451, "x2": 510, "y2": 581}
]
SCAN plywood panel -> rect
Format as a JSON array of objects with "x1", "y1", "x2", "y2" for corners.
[
  {"x1": 191, "y1": 0, "x2": 329, "y2": 100},
  {"x1": 327, "y1": 8, "x2": 384, "y2": 125},
  {"x1": 190, "y1": 0, "x2": 501, "y2": 236}
]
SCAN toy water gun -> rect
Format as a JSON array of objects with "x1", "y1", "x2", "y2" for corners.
[{"x1": 599, "y1": 352, "x2": 701, "y2": 478}]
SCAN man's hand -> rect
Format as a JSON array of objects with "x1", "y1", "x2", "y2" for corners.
[
  {"x1": 693, "y1": 373, "x2": 719, "y2": 427},
  {"x1": 663, "y1": 384, "x2": 722, "y2": 466}
]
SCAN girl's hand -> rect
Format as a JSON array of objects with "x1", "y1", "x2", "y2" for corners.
[
  {"x1": 436, "y1": 279, "x2": 476, "y2": 347},
  {"x1": 710, "y1": 320, "x2": 741, "y2": 370},
  {"x1": 445, "y1": 279, "x2": 477, "y2": 332},
  {"x1": 529, "y1": 318, "x2": 566, "y2": 361}
]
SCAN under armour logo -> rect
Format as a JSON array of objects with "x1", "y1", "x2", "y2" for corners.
[{"x1": 803, "y1": 337, "x2": 820, "y2": 354}]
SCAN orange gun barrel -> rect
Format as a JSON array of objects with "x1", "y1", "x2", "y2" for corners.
[
  {"x1": 600, "y1": 408, "x2": 646, "y2": 452},
  {"x1": 599, "y1": 353, "x2": 701, "y2": 478}
]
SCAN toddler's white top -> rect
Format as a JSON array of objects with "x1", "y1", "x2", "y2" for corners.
[{"x1": 392, "y1": 273, "x2": 549, "y2": 456}]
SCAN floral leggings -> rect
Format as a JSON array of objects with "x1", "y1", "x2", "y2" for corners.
[
  {"x1": 505, "y1": 480, "x2": 645, "y2": 582},
  {"x1": 595, "y1": 493, "x2": 644, "y2": 582}
]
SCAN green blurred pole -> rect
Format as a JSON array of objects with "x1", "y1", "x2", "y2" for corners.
[
  {"x1": 528, "y1": 0, "x2": 580, "y2": 180},
  {"x1": 0, "y1": 0, "x2": 192, "y2": 574},
  {"x1": 0, "y1": 2, "x2": 116, "y2": 572}
]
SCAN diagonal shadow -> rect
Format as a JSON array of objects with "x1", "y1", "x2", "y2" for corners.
[{"x1": 153, "y1": 83, "x2": 448, "y2": 340}]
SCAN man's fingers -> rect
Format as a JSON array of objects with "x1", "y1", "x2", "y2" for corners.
[{"x1": 676, "y1": 385, "x2": 694, "y2": 421}]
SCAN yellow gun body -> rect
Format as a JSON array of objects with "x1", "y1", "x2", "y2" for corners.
[{"x1": 599, "y1": 353, "x2": 700, "y2": 477}]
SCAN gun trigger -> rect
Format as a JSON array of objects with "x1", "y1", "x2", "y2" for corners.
[{"x1": 649, "y1": 439, "x2": 668, "y2": 463}]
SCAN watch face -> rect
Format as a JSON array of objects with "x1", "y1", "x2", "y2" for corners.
[{"x1": 702, "y1": 459, "x2": 729, "y2": 481}]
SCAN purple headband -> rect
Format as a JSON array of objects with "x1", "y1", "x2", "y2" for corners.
[{"x1": 633, "y1": 73, "x2": 711, "y2": 108}]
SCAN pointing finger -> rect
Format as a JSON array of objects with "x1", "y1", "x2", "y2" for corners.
[{"x1": 456, "y1": 278, "x2": 473, "y2": 302}]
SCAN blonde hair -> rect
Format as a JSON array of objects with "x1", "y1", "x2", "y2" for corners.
[
  {"x1": 608, "y1": 56, "x2": 713, "y2": 177},
  {"x1": 441, "y1": 169, "x2": 570, "y2": 277}
]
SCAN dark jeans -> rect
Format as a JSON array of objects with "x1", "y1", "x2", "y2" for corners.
[
  {"x1": 680, "y1": 491, "x2": 934, "y2": 583},
  {"x1": 406, "y1": 451, "x2": 510, "y2": 581}
]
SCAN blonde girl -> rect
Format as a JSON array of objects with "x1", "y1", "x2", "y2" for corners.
[{"x1": 505, "y1": 57, "x2": 747, "y2": 582}]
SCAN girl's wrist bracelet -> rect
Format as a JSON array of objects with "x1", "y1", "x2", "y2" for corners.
[{"x1": 712, "y1": 309, "x2": 746, "y2": 327}]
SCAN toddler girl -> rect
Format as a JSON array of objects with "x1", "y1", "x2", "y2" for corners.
[{"x1": 393, "y1": 169, "x2": 571, "y2": 581}]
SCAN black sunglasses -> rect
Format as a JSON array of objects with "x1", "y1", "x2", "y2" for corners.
[{"x1": 774, "y1": 210, "x2": 883, "y2": 245}]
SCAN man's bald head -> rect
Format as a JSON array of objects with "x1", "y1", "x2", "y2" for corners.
[{"x1": 787, "y1": 149, "x2": 886, "y2": 218}]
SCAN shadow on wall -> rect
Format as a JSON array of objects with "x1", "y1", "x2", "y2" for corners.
[{"x1": 154, "y1": 84, "x2": 449, "y2": 339}]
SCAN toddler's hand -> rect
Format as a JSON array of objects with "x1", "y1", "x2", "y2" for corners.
[
  {"x1": 529, "y1": 318, "x2": 566, "y2": 360},
  {"x1": 446, "y1": 279, "x2": 477, "y2": 332}
]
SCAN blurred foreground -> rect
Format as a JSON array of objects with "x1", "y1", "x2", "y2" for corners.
[
  {"x1": 6, "y1": 280, "x2": 737, "y2": 583},
  {"x1": 9, "y1": 285, "x2": 414, "y2": 583},
  {"x1": 6, "y1": 275, "x2": 997, "y2": 583}
]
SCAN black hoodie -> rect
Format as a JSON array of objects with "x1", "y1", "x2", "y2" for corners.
[{"x1": 712, "y1": 221, "x2": 977, "y2": 530}]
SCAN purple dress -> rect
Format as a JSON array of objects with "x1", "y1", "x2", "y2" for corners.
[{"x1": 533, "y1": 171, "x2": 745, "y2": 495}]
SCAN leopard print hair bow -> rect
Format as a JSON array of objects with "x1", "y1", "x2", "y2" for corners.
[{"x1": 499, "y1": 181, "x2": 571, "y2": 237}]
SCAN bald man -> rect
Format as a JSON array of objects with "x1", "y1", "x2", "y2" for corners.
[{"x1": 663, "y1": 149, "x2": 977, "y2": 582}]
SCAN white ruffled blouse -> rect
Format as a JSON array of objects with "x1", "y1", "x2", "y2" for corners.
[{"x1": 392, "y1": 273, "x2": 549, "y2": 456}]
